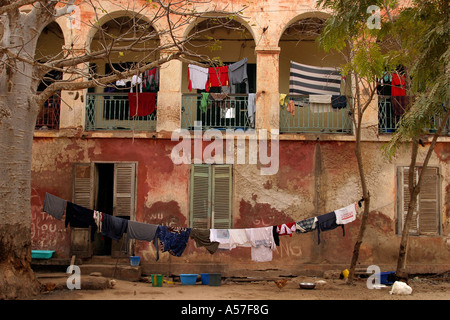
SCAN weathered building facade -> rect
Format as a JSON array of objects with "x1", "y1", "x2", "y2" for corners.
[{"x1": 30, "y1": 0, "x2": 450, "y2": 276}]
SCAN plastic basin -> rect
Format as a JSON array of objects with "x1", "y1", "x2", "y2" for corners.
[
  {"x1": 201, "y1": 273, "x2": 209, "y2": 285},
  {"x1": 208, "y1": 273, "x2": 221, "y2": 286},
  {"x1": 31, "y1": 250, "x2": 55, "y2": 259},
  {"x1": 180, "y1": 274, "x2": 198, "y2": 285},
  {"x1": 379, "y1": 272, "x2": 395, "y2": 285},
  {"x1": 130, "y1": 256, "x2": 140, "y2": 266}
]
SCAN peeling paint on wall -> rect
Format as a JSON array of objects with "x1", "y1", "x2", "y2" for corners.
[{"x1": 30, "y1": 137, "x2": 450, "y2": 269}]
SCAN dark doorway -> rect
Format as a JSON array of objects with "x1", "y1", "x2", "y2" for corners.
[{"x1": 94, "y1": 163, "x2": 114, "y2": 255}]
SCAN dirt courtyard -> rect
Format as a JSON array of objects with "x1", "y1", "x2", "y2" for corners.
[{"x1": 33, "y1": 273, "x2": 450, "y2": 301}]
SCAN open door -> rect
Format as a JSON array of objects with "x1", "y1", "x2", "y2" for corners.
[{"x1": 71, "y1": 162, "x2": 137, "y2": 258}]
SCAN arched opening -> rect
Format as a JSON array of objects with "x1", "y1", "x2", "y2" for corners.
[
  {"x1": 278, "y1": 14, "x2": 352, "y2": 134},
  {"x1": 181, "y1": 17, "x2": 256, "y2": 130},
  {"x1": 86, "y1": 13, "x2": 160, "y2": 131},
  {"x1": 35, "y1": 21, "x2": 64, "y2": 130}
]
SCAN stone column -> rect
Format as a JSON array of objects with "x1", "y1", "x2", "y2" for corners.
[
  {"x1": 254, "y1": 47, "x2": 281, "y2": 132},
  {"x1": 59, "y1": 46, "x2": 88, "y2": 131},
  {"x1": 156, "y1": 50, "x2": 183, "y2": 134}
]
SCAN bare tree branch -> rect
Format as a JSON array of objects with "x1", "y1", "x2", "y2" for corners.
[
  {"x1": 0, "y1": 0, "x2": 36, "y2": 15},
  {"x1": 35, "y1": 50, "x2": 182, "y2": 105}
]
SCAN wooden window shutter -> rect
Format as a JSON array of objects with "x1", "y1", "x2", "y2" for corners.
[
  {"x1": 398, "y1": 166, "x2": 440, "y2": 236},
  {"x1": 113, "y1": 163, "x2": 136, "y2": 217},
  {"x1": 190, "y1": 164, "x2": 211, "y2": 229},
  {"x1": 418, "y1": 167, "x2": 440, "y2": 235},
  {"x1": 398, "y1": 167, "x2": 419, "y2": 235},
  {"x1": 212, "y1": 165, "x2": 232, "y2": 229},
  {"x1": 72, "y1": 163, "x2": 93, "y2": 209}
]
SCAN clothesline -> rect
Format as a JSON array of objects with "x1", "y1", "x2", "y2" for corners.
[
  {"x1": 188, "y1": 58, "x2": 255, "y2": 125},
  {"x1": 42, "y1": 192, "x2": 363, "y2": 263},
  {"x1": 188, "y1": 58, "x2": 249, "y2": 94}
]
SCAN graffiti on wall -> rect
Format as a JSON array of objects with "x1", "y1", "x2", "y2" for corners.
[{"x1": 31, "y1": 209, "x2": 66, "y2": 249}]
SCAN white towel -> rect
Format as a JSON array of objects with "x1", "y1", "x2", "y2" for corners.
[
  {"x1": 245, "y1": 227, "x2": 276, "y2": 262},
  {"x1": 245, "y1": 227, "x2": 276, "y2": 250},
  {"x1": 309, "y1": 95, "x2": 332, "y2": 103},
  {"x1": 210, "y1": 229, "x2": 251, "y2": 250},
  {"x1": 335, "y1": 203, "x2": 358, "y2": 225},
  {"x1": 130, "y1": 75, "x2": 142, "y2": 93},
  {"x1": 248, "y1": 93, "x2": 256, "y2": 124}
]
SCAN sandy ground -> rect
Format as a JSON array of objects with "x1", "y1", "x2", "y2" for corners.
[{"x1": 33, "y1": 274, "x2": 450, "y2": 301}]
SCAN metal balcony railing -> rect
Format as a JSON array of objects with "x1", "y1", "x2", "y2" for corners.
[
  {"x1": 35, "y1": 92, "x2": 61, "y2": 130},
  {"x1": 85, "y1": 93, "x2": 157, "y2": 131},
  {"x1": 181, "y1": 94, "x2": 253, "y2": 131},
  {"x1": 378, "y1": 96, "x2": 450, "y2": 134},
  {"x1": 280, "y1": 95, "x2": 352, "y2": 134}
]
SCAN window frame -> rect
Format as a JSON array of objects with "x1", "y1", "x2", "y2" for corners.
[
  {"x1": 396, "y1": 165, "x2": 441, "y2": 236},
  {"x1": 189, "y1": 164, "x2": 233, "y2": 229},
  {"x1": 72, "y1": 161, "x2": 137, "y2": 221}
]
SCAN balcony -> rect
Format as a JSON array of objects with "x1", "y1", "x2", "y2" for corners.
[
  {"x1": 181, "y1": 94, "x2": 253, "y2": 131},
  {"x1": 378, "y1": 96, "x2": 450, "y2": 134},
  {"x1": 86, "y1": 93, "x2": 157, "y2": 131},
  {"x1": 280, "y1": 95, "x2": 352, "y2": 134},
  {"x1": 35, "y1": 92, "x2": 61, "y2": 130}
]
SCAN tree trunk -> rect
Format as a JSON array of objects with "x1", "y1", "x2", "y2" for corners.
[
  {"x1": 395, "y1": 139, "x2": 419, "y2": 281},
  {"x1": 0, "y1": 83, "x2": 42, "y2": 299},
  {"x1": 0, "y1": 10, "x2": 42, "y2": 297},
  {"x1": 347, "y1": 123, "x2": 370, "y2": 284},
  {"x1": 347, "y1": 75, "x2": 372, "y2": 284}
]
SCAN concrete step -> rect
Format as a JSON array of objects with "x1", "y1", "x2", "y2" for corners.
[
  {"x1": 79, "y1": 264, "x2": 141, "y2": 282},
  {"x1": 85, "y1": 255, "x2": 131, "y2": 265}
]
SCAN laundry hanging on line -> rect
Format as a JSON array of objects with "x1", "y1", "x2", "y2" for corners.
[
  {"x1": 113, "y1": 67, "x2": 160, "y2": 93},
  {"x1": 42, "y1": 193, "x2": 362, "y2": 262},
  {"x1": 188, "y1": 58, "x2": 249, "y2": 93},
  {"x1": 128, "y1": 92, "x2": 157, "y2": 117},
  {"x1": 289, "y1": 60, "x2": 342, "y2": 96}
]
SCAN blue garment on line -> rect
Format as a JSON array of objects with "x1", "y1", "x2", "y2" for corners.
[
  {"x1": 316, "y1": 211, "x2": 345, "y2": 244},
  {"x1": 156, "y1": 226, "x2": 191, "y2": 257}
]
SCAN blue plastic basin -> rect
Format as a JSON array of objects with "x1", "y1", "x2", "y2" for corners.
[
  {"x1": 130, "y1": 256, "x2": 140, "y2": 266},
  {"x1": 180, "y1": 274, "x2": 198, "y2": 285},
  {"x1": 31, "y1": 250, "x2": 55, "y2": 259}
]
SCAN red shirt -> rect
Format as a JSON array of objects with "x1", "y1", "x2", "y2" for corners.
[
  {"x1": 392, "y1": 73, "x2": 406, "y2": 96},
  {"x1": 205, "y1": 66, "x2": 229, "y2": 92}
]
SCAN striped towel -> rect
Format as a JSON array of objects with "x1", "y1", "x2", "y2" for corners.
[{"x1": 289, "y1": 61, "x2": 341, "y2": 95}]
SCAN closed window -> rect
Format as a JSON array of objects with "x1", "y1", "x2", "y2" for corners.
[
  {"x1": 397, "y1": 166, "x2": 441, "y2": 235},
  {"x1": 190, "y1": 164, "x2": 232, "y2": 229}
]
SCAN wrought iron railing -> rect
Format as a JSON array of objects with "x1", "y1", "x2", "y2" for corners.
[
  {"x1": 378, "y1": 96, "x2": 450, "y2": 134},
  {"x1": 181, "y1": 94, "x2": 253, "y2": 130},
  {"x1": 85, "y1": 93, "x2": 157, "y2": 131},
  {"x1": 280, "y1": 95, "x2": 352, "y2": 134},
  {"x1": 35, "y1": 92, "x2": 61, "y2": 130}
]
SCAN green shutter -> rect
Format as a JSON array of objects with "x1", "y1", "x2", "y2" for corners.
[
  {"x1": 398, "y1": 166, "x2": 440, "y2": 236},
  {"x1": 190, "y1": 164, "x2": 211, "y2": 228},
  {"x1": 113, "y1": 163, "x2": 136, "y2": 217},
  {"x1": 72, "y1": 163, "x2": 93, "y2": 209},
  {"x1": 212, "y1": 165, "x2": 232, "y2": 229},
  {"x1": 399, "y1": 166, "x2": 419, "y2": 235},
  {"x1": 418, "y1": 167, "x2": 440, "y2": 235}
]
